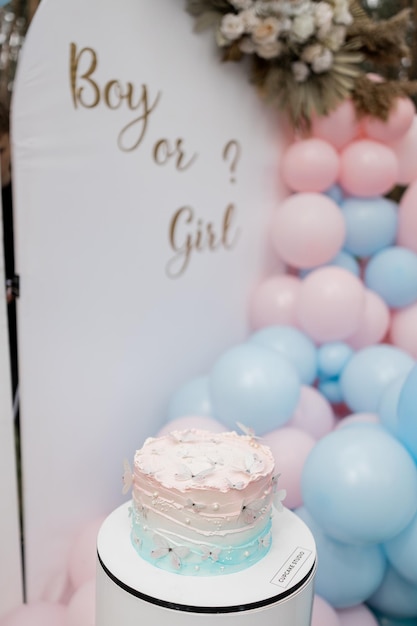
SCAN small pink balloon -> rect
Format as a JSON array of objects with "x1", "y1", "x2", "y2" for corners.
[
  {"x1": 390, "y1": 302, "x2": 417, "y2": 358},
  {"x1": 337, "y1": 604, "x2": 379, "y2": 626},
  {"x1": 347, "y1": 289, "x2": 390, "y2": 350},
  {"x1": 68, "y1": 517, "x2": 106, "y2": 590},
  {"x1": 66, "y1": 580, "x2": 96, "y2": 626},
  {"x1": 264, "y1": 427, "x2": 316, "y2": 509},
  {"x1": 296, "y1": 267, "x2": 366, "y2": 343},
  {"x1": 281, "y1": 139, "x2": 340, "y2": 192},
  {"x1": 389, "y1": 116, "x2": 417, "y2": 185},
  {"x1": 271, "y1": 193, "x2": 345, "y2": 269},
  {"x1": 339, "y1": 140, "x2": 398, "y2": 197},
  {"x1": 287, "y1": 385, "x2": 336, "y2": 440},
  {"x1": 249, "y1": 275, "x2": 301, "y2": 329},
  {"x1": 0, "y1": 603, "x2": 67, "y2": 626},
  {"x1": 334, "y1": 412, "x2": 380, "y2": 430},
  {"x1": 363, "y1": 98, "x2": 415, "y2": 143},
  {"x1": 311, "y1": 595, "x2": 341, "y2": 626},
  {"x1": 311, "y1": 100, "x2": 360, "y2": 151},
  {"x1": 397, "y1": 179, "x2": 417, "y2": 254},
  {"x1": 157, "y1": 416, "x2": 227, "y2": 436}
]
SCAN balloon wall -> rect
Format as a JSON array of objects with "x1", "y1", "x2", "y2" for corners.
[{"x1": 4, "y1": 82, "x2": 417, "y2": 626}]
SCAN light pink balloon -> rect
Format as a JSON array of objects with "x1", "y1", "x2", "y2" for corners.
[
  {"x1": 334, "y1": 413, "x2": 380, "y2": 430},
  {"x1": 66, "y1": 580, "x2": 96, "y2": 626},
  {"x1": 287, "y1": 385, "x2": 336, "y2": 440},
  {"x1": 311, "y1": 100, "x2": 360, "y2": 151},
  {"x1": 339, "y1": 140, "x2": 398, "y2": 197},
  {"x1": 397, "y1": 179, "x2": 417, "y2": 254},
  {"x1": 337, "y1": 604, "x2": 379, "y2": 626},
  {"x1": 157, "y1": 416, "x2": 227, "y2": 436},
  {"x1": 311, "y1": 595, "x2": 341, "y2": 626},
  {"x1": 363, "y1": 98, "x2": 415, "y2": 143},
  {"x1": 0, "y1": 603, "x2": 67, "y2": 626},
  {"x1": 390, "y1": 302, "x2": 417, "y2": 358},
  {"x1": 346, "y1": 289, "x2": 390, "y2": 350},
  {"x1": 264, "y1": 427, "x2": 316, "y2": 509},
  {"x1": 281, "y1": 139, "x2": 340, "y2": 192},
  {"x1": 389, "y1": 116, "x2": 417, "y2": 185},
  {"x1": 68, "y1": 517, "x2": 106, "y2": 590},
  {"x1": 271, "y1": 193, "x2": 345, "y2": 269},
  {"x1": 249, "y1": 275, "x2": 301, "y2": 329},
  {"x1": 296, "y1": 267, "x2": 366, "y2": 343}
]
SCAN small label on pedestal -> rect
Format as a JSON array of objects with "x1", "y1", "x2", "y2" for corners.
[{"x1": 270, "y1": 547, "x2": 313, "y2": 589}]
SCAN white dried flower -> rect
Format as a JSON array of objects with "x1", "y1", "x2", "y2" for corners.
[
  {"x1": 292, "y1": 60, "x2": 310, "y2": 82},
  {"x1": 252, "y1": 17, "x2": 282, "y2": 44},
  {"x1": 220, "y1": 13, "x2": 246, "y2": 41},
  {"x1": 230, "y1": 0, "x2": 253, "y2": 9},
  {"x1": 301, "y1": 42, "x2": 324, "y2": 64},
  {"x1": 333, "y1": 0, "x2": 353, "y2": 26},
  {"x1": 240, "y1": 8, "x2": 261, "y2": 32},
  {"x1": 311, "y1": 47, "x2": 333, "y2": 73},
  {"x1": 325, "y1": 24, "x2": 347, "y2": 51},
  {"x1": 239, "y1": 36, "x2": 257, "y2": 53},
  {"x1": 314, "y1": 2, "x2": 333, "y2": 30},
  {"x1": 291, "y1": 12, "x2": 315, "y2": 42},
  {"x1": 256, "y1": 40, "x2": 283, "y2": 59}
]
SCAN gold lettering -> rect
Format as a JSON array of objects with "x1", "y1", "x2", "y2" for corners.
[
  {"x1": 166, "y1": 206, "x2": 194, "y2": 278},
  {"x1": 153, "y1": 138, "x2": 198, "y2": 171},
  {"x1": 70, "y1": 43, "x2": 100, "y2": 109},
  {"x1": 117, "y1": 87, "x2": 161, "y2": 152}
]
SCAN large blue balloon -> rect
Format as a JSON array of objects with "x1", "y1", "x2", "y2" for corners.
[
  {"x1": 397, "y1": 364, "x2": 417, "y2": 461},
  {"x1": 340, "y1": 345, "x2": 414, "y2": 413},
  {"x1": 301, "y1": 426, "x2": 417, "y2": 544},
  {"x1": 384, "y1": 512, "x2": 417, "y2": 586},
  {"x1": 377, "y1": 374, "x2": 409, "y2": 437},
  {"x1": 209, "y1": 343, "x2": 300, "y2": 435},
  {"x1": 372, "y1": 614, "x2": 417, "y2": 626},
  {"x1": 341, "y1": 196, "x2": 398, "y2": 259},
  {"x1": 365, "y1": 247, "x2": 417, "y2": 309},
  {"x1": 367, "y1": 564, "x2": 417, "y2": 619},
  {"x1": 167, "y1": 376, "x2": 212, "y2": 420},
  {"x1": 295, "y1": 507, "x2": 386, "y2": 608},
  {"x1": 318, "y1": 342, "x2": 353, "y2": 379},
  {"x1": 250, "y1": 326, "x2": 317, "y2": 385}
]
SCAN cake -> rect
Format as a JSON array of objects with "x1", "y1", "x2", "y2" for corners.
[{"x1": 125, "y1": 428, "x2": 284, "y2": 576}]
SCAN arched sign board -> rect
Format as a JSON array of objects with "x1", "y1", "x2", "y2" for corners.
[{"x1": 12, "y1": 0, "x2": 285, "y2": 600}]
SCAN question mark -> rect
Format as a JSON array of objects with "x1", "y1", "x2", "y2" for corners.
[{"x1": 223, "y1": 140, "x2": 241, "y2": 184}]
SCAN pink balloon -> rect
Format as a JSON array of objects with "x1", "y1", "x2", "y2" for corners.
[
  {"x1": 287, "y1": 385, "x2": 336, "y2": 440},
  {"x1": 334, "y1": 413, "x2": 380, "y2": 430},
  {"x1": 264, "y1": 427, "x2": 316, "y2": 509},
  {"x1": 66, "y1": 580, "x2": 96, "y2": 626},
  {"x1": 68, "y1": 517, "x2": 106, "y2": 590},
  {"x1": 346, "y1": 289, "x2": 390, "y2": 350},
  {"x1": 363, "y1": 98, "x2": 415, "y2": 143},
  {"x1": 249, "y1": 275, "x2": 301, "y2": 329},
  {"x1": 397, "y1": 179, "x2": 417, "y2": 254},
  {"x1": 390, "y1": 302, "x2": 417, "y2": 358},
  {"x1": 0, "y1": 603, "x2": 66, "y2": 626},
  {"x1": 296, "y1": 267, "x2": 366, "y2": 343},
  {"x1": 311, "y1": 595, "x2": 341, "y2": 626},
  {"x1": 281, "y1": 139, "x2": 340, "y2": 192},
  {"x1": 311, "y1": 100, "x2": 360, "y2": 151},
  {"x1": 157, "y1": 416, "x2": 227, "y2": 436},
  {"x1": 389, "y1": 116, "x2": 417, "y2": 185},
  {"x1": 339, "y1": 140, "x2": 398, "y2": 197},
  {"x1": 337, "y1": 604, "x2": 379, "y2": 626},
  {"x1": 271, "y1": 193, "x2": 345, "y2": 269}
]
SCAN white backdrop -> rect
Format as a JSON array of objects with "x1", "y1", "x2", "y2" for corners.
[
  {"x1": 12, "y1": 0, "x2": 286, "y2": 601},
  {"x1": 0, "y1": 196, "x2": 23, "y2": 616}
]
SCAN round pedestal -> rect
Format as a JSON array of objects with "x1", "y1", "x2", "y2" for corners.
[{"x1": 96, "y1": 502, "x2": 317, "y2": 626}]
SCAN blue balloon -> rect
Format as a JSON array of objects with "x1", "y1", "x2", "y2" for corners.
[
  {"x1": 167, "y1": 376, "x2": 212, "y2": 421},
  {"x1": 340, "y1": 345, "x2": 414, "y2": 413},
  {"x1": 365, "y1": 247, "x2": 417, "y2": 309},
  {"x1": 318, "y1": 342, "x2": 354, "y2": 379},
  {"x1": 209, "y1": 343, "x2": 300, "y2": 435},
  {"x1": 367, "y1": 564, "x2": 417, "y2": 619},
  {"x1": 301, "y1": 426, "x2": 417, "y2": 544},
  {"x1": 372, "y1": 613, "x2": 417, "y2": 626},
  {"x1": 324, "y1": 184, "x2": 345, "y2": 205},
  {"x1": 250, "y1": 326, "x2": 317, "y2": 385},
  {"x1": 377, "y1": 374, "x2": 409, "y2": 437},
  {"x1": 318, "y1": 378, "x2": 344, "y2": 404},
  {"x1": 295, "y1": 506, "x2": 386, "y2": 608},
  {"x1": 341, "y1": 196, "x2": 398, "y2": 259},
  {"x1": 385, "y1": 512, "x2": 417, "y2": 585},
  {"x1": 397, "y1": 365, "x2": 417, "y2": 461}
]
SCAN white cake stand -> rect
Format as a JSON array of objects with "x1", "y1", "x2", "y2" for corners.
[{"x1": 96, "y1": 502, "x2": 317, "y2": 626}]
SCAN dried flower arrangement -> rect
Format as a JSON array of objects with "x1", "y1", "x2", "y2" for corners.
[{"x1": 186, "y1": 0, "x2": 417, "y2": 126}]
